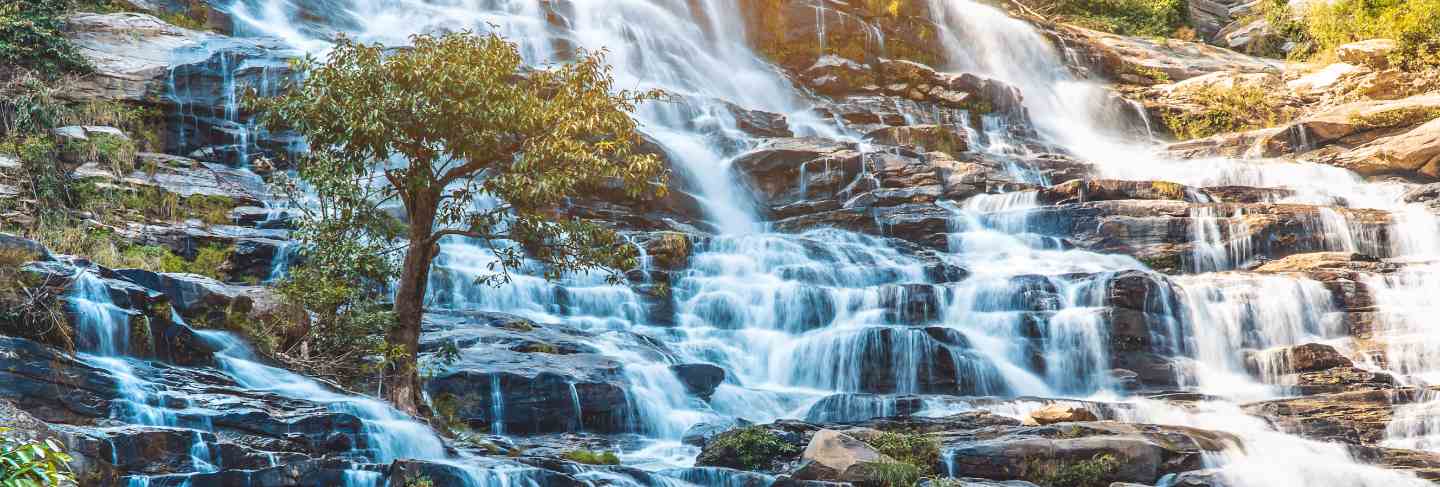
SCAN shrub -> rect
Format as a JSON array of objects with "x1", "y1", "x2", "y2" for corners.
[
  {"x1": 1161, "y1": 84, "x2": 1294, "y2": 140},
  {"x1": 1022, "y1": 0, "x2": 1189, "y2": 38},
  {"x1": 1296, "y1": 0, "x2": 1440, "y2": 69},
  {"x1": 705, "y1": 426, "x2": 801, "y2": 471},
  {"x1": 0, "y1": 430, "x2": 76, "y2": 486},
  {"x1": 0, "y1": 0, "x2": 92, "y2": 78},
  {"x1": 561, "y1": 449, "x2": 621, "y2": 466}
]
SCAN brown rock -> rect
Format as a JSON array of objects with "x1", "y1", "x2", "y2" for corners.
[
  {"x1": 1028, "y1": 404, "x2": 1099, "y2": 425},
  {"x1": 1336, "y1": 39, "x2": 1398, "y2": 69}
]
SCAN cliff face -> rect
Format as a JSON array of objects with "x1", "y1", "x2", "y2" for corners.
[{"x1": 3, "y1": 1, "x2": 1440, "y2": 486}]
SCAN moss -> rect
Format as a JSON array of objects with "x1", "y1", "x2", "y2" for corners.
[
  {"x1": 515, "y1": 342, "x2": 558, "y2": 354},
  {"x1": 862, "y1": 431, "x2": 941, "y2": 475},
  {"x1": 1027, "y1": 453, "x2": 1120, "y2": 487},
  {"x1": 561, "y1": 449, "x2": 622, "y2": 466},
  {"x1": 704, "y1": 426, "x2": 801, "y2": 471},
  {"x1": 1161, "y1": 84, "x2": 1293, "y2": 140},
  {"x1": 128, "y1": 314, "x2": 153, "y2": 355},
  {"x1": 1347, "y1": 106, "x2": 1440, "y2": 131}
]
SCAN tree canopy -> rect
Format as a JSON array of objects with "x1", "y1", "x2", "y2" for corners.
[{"x1": 258, "y1": 31, "x2": 668, "y2": 414}]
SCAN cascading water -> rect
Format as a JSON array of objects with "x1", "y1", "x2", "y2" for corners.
[{"x1": 124, "y1": 0, "x2": 1440, "y2": 484}]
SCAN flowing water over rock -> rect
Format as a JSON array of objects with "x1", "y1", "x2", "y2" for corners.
[{"x1": 13, "y1": 0, "x2": 1440, "y2": 485}]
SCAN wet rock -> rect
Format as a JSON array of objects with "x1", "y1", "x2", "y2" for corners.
[
  {"x1": 1036, "y1": 179, "x2": 1201, "y2": 205},
  {"x1": 943, "y1": 421, "x2": 1237, "y2": 486},
  {"x1": 866, "y1": 125, "x2": 970, "y2": 158},
  {"x1": 737, "y1": 0, "x2": 945, "y2": 73},
  {"x1": 803, "y1": 394, "x2": 925, "y2": 424},
  {"x1": 1246, "y1": 342, "x2": 1352, "y2": 374},
  {"x1": 670, "y1": 363, "x2": 726, "y2": 400},
  {"x1": 1242, "y1": 389, "x2": 1434, "y2": 445},
  {"x1": 683, "y1": 418, "x2": 754, "y2": 448},
  {"x1": 421, "y1": 312, "x2": 644, "y2": 434}
]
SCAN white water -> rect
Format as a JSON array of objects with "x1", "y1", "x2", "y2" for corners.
[{"x1": 162, "y1": 0, "x2": 1440, "y2": 485}]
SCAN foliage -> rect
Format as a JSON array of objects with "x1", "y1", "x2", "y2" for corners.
[
  {"x1": 1028, "y1": 453, "x2": 1120, "y2": 487},
  {"x1": 1347, "y1": 106, "x2": 1440, "y2": 131},
  {"x1": 0, "y1": 0, "x2": 91, "y2": 78},
  {"x1": 706, "y1": 426, "x2": 800, "y2": 471},
  {"x1": 253, "y1": 31, "x2": 668, "y2": 413},
  {"x1": 863, "y1": 432, "x2": 941, "y2": 475},
  {"x1": 0, "y1": 429, "x2": 75, "y2": 487},
  {"x1": 863, "y1": 460, "x2": 922, "y2": 487},
  {"x1": 1161, "y1": 84, "x2": 1294, "y2": 140},
  {"x1": 1022, "y1": 0, "x2": 1188, "y2": 38},
  {"x1": 0, "y1": 248, "x2": 69, "y2": 352},
  {"x1": 561, "y1": 449, "x2": 621, "y2": 466},
  {"x1": 273, "y1": 258, "x2": 393, "y2": 385},
  {"x1": 403, "y1": 477, "x2": 434, "y2": 487},
  {"x1": 1286, "y1": 0, "x2": 1440, "y2": 69}
]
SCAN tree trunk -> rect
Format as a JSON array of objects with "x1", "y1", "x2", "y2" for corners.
[{"x1": 384, "y1": 200, "x2": 439, "y2": 417}]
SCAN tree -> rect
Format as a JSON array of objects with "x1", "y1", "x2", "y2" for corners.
[{"x1": 257, "y1": 32, "x2": 668, "y2": 415}]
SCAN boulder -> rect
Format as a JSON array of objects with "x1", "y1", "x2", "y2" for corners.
[
  {"x1": 1330, "y1": 118, "x2": 1440, "y2": 180},
  {"x1": 944, "y1": 421, "x2": 1237, "y2": 485},
  {"x1": 670, "y1": 363, "x2": 726, "y2": 400},
  {"x1": 792, "y1": 430, "x2": 891, "y2": 483},
  {"x1": 1028, "y1": 404, "x2": 1099, "y2": 425}
]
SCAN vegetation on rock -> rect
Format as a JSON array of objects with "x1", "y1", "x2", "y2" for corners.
[
  {"x1": 862, "y1": 431, "x2": 941, "y2": 475},
  {"x1": 254, "y1": 31, "x2": 668, "y2": 415},
  {"x1": 1027, "y1": 453, "x2": 1120, "y2": 487},
  {"x1": 1020, "y1": 0, "x2": 1189, "y2": 38},
  {"x1": 1251, "y1": 0, "x2": 1440, "y2": 68},
  {"x1": 560, "y1": 449, "x2": 621, "y2": 465},
  {"x1": 0, "y1": 0, "x2": 91, "y2": 77},
  {"x1": 702, "y1": 426, "x2": 800, "y2": 471},
  {"x1": 1162, "y1": 84, "x2": 1294, "y2": 140}
]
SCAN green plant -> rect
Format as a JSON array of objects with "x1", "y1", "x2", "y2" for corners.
[
  {"x1": 0, "y1": 429, "x2": 76, "y2": 487},
  {"x1": 0, "y1": 248, "x2": 70, "y2": 352},
  {"x1": 404, "y1": 477, "x2": 434, "y2": 487},
  {"x1": 1162, "y1": 84, "x2": 1294, "y2": 140},
  {"x1": 252, "y1": 31, "x2": 668, "y2": 414},
  {"x1": 1021, "y1": 0, "x2": 1188, "y2": 38},
  {"x1": 561, "y1": 449, "x2": 621, "y2": 466},
  {"x1": 705, "y1": 426, "x2": 800, "y2": 471},
  {"x1": 863, "y1": 460, "x2": 922, "y2": 487},
  {"x1": 1298, "y1": 0, "x2": 1440, "y2": 69},
  {"x1": 863, "y1": 432, "x2": 941, "y2": 475},
  {"x1": 1348, "y1": 106, "x2": 1440, "y2": 130},
  {"x1": 0, "y1": 0, "x2": 92, "y2": 78},
  {"x1": 1028, "y1": 453, "x2": 1120, "y2": 487}
]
